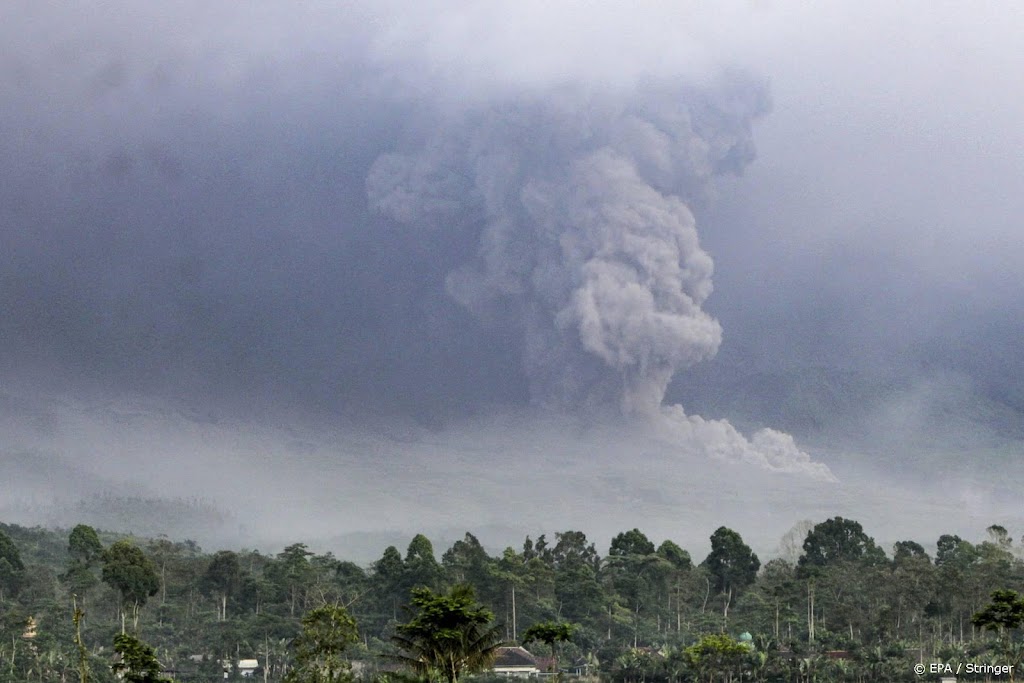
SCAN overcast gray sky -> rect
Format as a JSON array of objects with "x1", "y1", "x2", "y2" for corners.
[{"x1": 2, "y1": 2, "x2": 1023, "y2": 555}]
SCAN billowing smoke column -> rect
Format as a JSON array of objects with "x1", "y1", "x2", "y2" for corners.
[{"x1": 368, "y1": 75, "x2": 835, "y2": 481}]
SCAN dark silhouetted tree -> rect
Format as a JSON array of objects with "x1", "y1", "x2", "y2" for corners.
[
  {"x1": 102, "y1": 540, "x2": 160, "y2": 632},
  {"x1": 701, "y1": 527, "x2": 759, "y2": 624}
]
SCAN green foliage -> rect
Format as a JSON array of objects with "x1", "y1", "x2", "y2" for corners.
[
  {"x1": 404, "y1": 534, "x2": 443, "y2": 592},
  {"x1": 69, "y1": 525, "x2": 104, "y2": 566},
  {"x1": 684, "y1": 634, "x2": 749, "y2": 680},
  {"x1": 936, "y1": 533, "x2": 977, "y2": 568},
  {"x1": 285, "y1": 604, "x2": 359, "y2": 683},
  {"x1": 655, "y1": 540, "x2": 692, "y2": 570},
  {"x1": 63, "y1": 525, "x2": 104, "y2": 599},
  {"x1": 701, "y1": 527, "x2": 760, "y2": 596},
  {"x1": 102, "y1": 540, "x2": 160, "y2": 629},
  {"x1": 7, "y1": 517, "x2": 1024, "y2": 683},
  {"x1": 892, "y1": 540, "x2": 929, "y2": 564},
  {"x1": 0, "y1": 528, "x2": 25, "y2": 600},
  {"x1": 797, "y1": 517, "x2": 885, "y2": 577},
  {"x1": 521, "y1": 621, "x2": 575, "y2": 672},
  {"x1": 111, "y1": 632, "x2": 170, "y2": 682},
  {"x1": 390, "y1": 584, "x2": 504, "y2": 683},
  {"x1": 972, "y1": 589, "x2": 1024, "y2": 633},
  {"x1": 608, "y1": 530, "x2": 655, "y2": 558},
  {"x1": 203, "y1": 550, "x2": 243, "y2": 620}
]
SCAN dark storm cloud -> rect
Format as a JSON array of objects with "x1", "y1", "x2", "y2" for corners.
[
  {"x1": 2, "y1": 1, "x2": 1022, "y2": 434},
  {"x1": 0, "y1": 2, "x2": 769, "y2": 423},
  {"x1": 0, "y1": 3, "x2": 528, "y2": 418}
]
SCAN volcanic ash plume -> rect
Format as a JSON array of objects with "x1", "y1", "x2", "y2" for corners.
[{"x1": 368, "y1": 77, "x2": 836, "y2": 481}]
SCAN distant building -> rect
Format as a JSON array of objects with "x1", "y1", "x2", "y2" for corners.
[
  {"x1": 221, "y1": 658, "x2": 259, "y2": 678},
  {"x1": 237, "y1": 659, "x2": 259, "y2": 677},
  {"x1": 493, "y1": 647, "x2": 541, "y2": 677}
]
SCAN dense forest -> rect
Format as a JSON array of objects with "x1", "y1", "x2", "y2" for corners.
[{"x1": 1, "y1": 517, "x2": 1023, "y2": 682}]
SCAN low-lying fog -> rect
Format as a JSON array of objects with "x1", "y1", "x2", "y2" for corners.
[{"x1": 3, "y1": 383, "x2": 1021, "y2": 563}]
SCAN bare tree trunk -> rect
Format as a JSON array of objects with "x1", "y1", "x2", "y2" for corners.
[
  {"x1": 774, "y1": 600, "x2": 780, "y2": 640},
  {"x1": 263, "y1": 635, "x2": 270, "y2": 683},
  {"x1": 676, "y1": 583, "x2": 682, "y2": 633},
  {"x1": 512, "y1": 584, "x2": 517, "y2": 640},
  {"x1": 807, "y1": 583, "x2": 815, "y2": 644},
  {"x1": 634, "y1": 601, "x2": 641, "y2": 647}
]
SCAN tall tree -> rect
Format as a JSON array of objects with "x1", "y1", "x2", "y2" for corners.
[
  {"x1": 0, "y1": 528, "x2": 25, "y2": 602},
  {"x1": 550, "y1": 531, "x2": 603, "y2": 622},
  {"x1": 285, "y1": 604, "x2": 359, "y2": 683},
  {"x1": 491, "y1": 547, "x2": 529, "y2": 641},
  {"x1": 551, "y1": 531, "x2": 599, "y2": 572},
  {"x1": 657, "y1": 540, "x2": 694, "y2": 635},
  {"x1": 404, "y1": 534, "x2": 443, "y2": 591},
  {"x1": 372, "y1": 545, "x2": 406, "y2": 622},
  {"x1": 202, "y1": 550, "x2": 243, "y2": 621},
  {"x1": 102, "y1": 540, "x2": 160, "y2": 632},
  {"x1": 606, "y1": 529, "x2": 670, "y2": 644},
  {"x1": 888, "y1": 541, "x2": 935, "y2": 640},
  {"x1": 795, "y1": 517, "x2": 884, "y2": 644},
  {"x1": 64, "y1": 525, "x2": 104, "y2": 603},
  {"x1": 754, "y1": 559, "x2": 798, "y2": 642},
  {"x1": 274, "y1": 543, "x2": 314, "y2": 617},
  {"x1": 701, "y1": 527, "x2": 760, "y2": 624},
  {"x1": 390, "y1": 584, "x2": 505, "y2": 683},
  {"x1": 934, "y1": 534, "x2": 980, "y2": 641}
]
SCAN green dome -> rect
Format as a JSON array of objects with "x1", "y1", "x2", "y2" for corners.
[{"x1": 739, "y1": 632, "x2": 753, "y2": 642}]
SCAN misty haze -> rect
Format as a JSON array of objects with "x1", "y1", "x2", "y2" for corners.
[{"x1": 2, "y1": 2, "x2": 1024, "y2": 681}]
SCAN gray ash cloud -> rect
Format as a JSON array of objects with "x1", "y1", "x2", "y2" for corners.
[{"x1": 368, "y1": 78, "x2": 768, "y2": 414}]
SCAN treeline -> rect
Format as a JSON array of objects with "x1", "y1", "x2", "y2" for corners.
[{"x1": 2, "y1": 518, "x2": 1024, "y2": 682}]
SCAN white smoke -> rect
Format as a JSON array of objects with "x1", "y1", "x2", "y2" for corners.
[{"x1": 367, "y1": 76, "x2": 835, "y2": 481}]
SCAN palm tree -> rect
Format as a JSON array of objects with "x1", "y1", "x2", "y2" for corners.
[
  {"x1": 389, "y1": 584, "x2": 505, "y2": 683},
  {"x1": 798, "y1": 655, "x2": 825, "y2": 683},
  {"x1": 999, "y1": 640, "x2": 1024, "y2": 682}
]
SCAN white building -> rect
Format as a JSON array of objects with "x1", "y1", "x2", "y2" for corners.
[
  {"x1": 493, "y1": 647, "x2": 541, "y2": 677},
  {"x1": 222, "y1": 659, "x2": 259, "y2": 678}
]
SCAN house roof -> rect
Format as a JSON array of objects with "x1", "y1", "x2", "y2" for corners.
[{"x1": 494, "y1": 647, "x2": 538, "y2": 668}]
